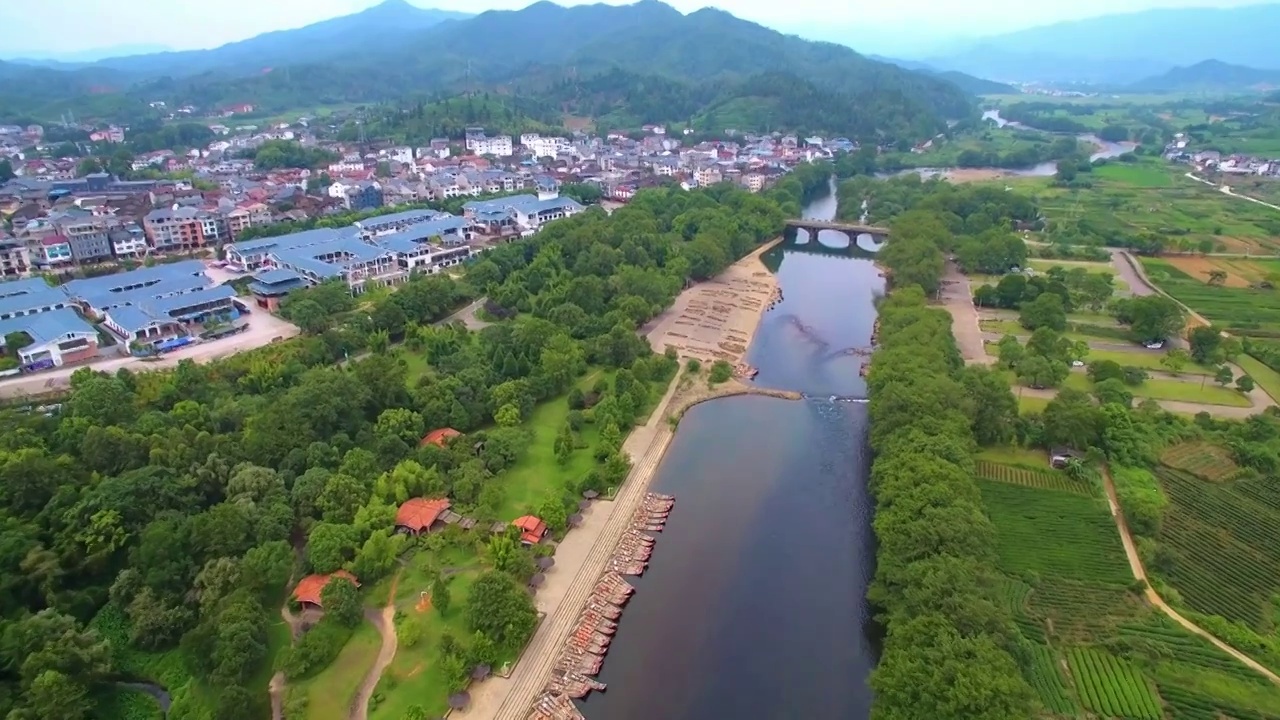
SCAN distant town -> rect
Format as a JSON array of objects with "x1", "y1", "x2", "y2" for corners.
[{"x1": 0, "y1": 119, "x2": 851, "y2": 377}]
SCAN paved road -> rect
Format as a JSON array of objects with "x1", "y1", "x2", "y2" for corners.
[
  {"x1": 0, "y1": 310, "x2": 299, "y2": 399},
  {"x1": 1100, "y1": 466, "x2": 1280, "y2": 684},
  {"x1": 940, "y1": 261, "x2": 992, "y2": 365},
  {"x1": 436, "y1": 297, "x2": 491, "y2": 330}
]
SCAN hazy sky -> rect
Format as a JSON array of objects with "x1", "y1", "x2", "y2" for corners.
[{"x1": 1, "y1": 0, "x2": 1270, "y2": 56}]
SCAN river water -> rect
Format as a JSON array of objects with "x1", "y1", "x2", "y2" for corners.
[
  {"x1": 883, "y1": 109, "x2": 1138, "y2": 179},
  {"x1": 578, "y1": 185, "x2": 881, "y2": 719}
]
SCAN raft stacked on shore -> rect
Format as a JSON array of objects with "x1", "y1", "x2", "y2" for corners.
[{"x1": 525, "y1": 493, "x2": 676, "y2": 719}]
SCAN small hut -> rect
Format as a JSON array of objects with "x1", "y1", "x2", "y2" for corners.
[
  {"x1": 420, "y1": 427, "x2": 461, "y2": 448},
  {"x1": 394, "y1": 497, "x2": 451, "y2": 535},
  {"x1": 489, "y1": 521, "x2": 509, "y2": 534},
  {"x1": 291, "y1": 570, "x2": 360, "y2": 610},
  {"x1": 512, "y1": 515, "x2": 548, "y2": 545}
]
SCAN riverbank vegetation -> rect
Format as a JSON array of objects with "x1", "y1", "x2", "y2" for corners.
[{"x1": 0, "y1": 167, "x2": 833, "y2": 718}]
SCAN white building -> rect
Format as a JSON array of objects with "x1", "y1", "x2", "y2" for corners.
[{"x1": 466, "y1": 134, "x2": 513, "y2": 157}]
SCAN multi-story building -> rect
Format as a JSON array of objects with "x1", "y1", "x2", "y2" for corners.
[
  {"x1": 328, "y1": 180, "x2": 384, "y2": 211},
  {"x1": 0, "y1": 238, "x2": 30, "y2": 278},
  {"x1": 32, "y1": 236, "x2": 73, "y2": 268},
  {"x1": 109, "y1": 223, "x2": 148, "y2": 258},
  {"x1": 143, "y1": 206, "x2": 229, "y2": 251},
  {"x1": 48, "y1": 209, "x2": 114, "y2": 262}
]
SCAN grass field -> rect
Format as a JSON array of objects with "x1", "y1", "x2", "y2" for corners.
[
  {"x1": 1017, "y1": 394, "x2": 1050, "y2": 413},
  {"x1": 295, "y1": 622, "x2": 383, "y2": 720},
  {"x1": 1094, "y1": 163, "x2": 1174, "y2": 187},
  {"x1": 1236, "y1": 353, "x2": 1280, "y2": 401},
  {"x1": 1081, "y1": 347, "x2": 1215, "y2": 376},
  {"x1": 1154, "y1": 467, "x2": 1280, "y2": 630},
  {"x1": 976, "y1": 445, "x2": 1050, "y2": 468},
  {"x1": 494, "y1": 370, "x2": 607, "y2": 519},
  {"x1": 370, "y1": 569, "x2": 482, "y2": 720},
  {"x1": 978, "y1": 479, "x2": 1132, "y2": 584}
]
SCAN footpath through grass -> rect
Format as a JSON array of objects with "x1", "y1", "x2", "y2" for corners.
[{"x1": 293, "y1": 623, "x2": 383, "y2": 720}]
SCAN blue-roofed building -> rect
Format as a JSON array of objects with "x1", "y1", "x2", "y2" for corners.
[
  {"x1": 223, "y1": 228, "x2": 352, "y2": 272},
  {"x1": 463, "y1": 192, "x2": 583, "y2": 238},
  {"x1": 61, "y1": 259, "x2": 210, "y2": 316},
  {"x1": 272, "y1": 235, "x2": 402, "y2": 294},
  {"x1": 0, "y1": 307, "x2": 100, "y2": 369},
  {"x1": 248, "y1": 269, "x2": 309, "y2": 310},
  {"x1": 102, "y1": 284, "x2": 239, "y2": 346},
  {"x1": 0, "y1": 277, "x2": 73, "y2": 321},
  {"x1": 354, "y1": 209, "x2": 453, "y2": 238}
]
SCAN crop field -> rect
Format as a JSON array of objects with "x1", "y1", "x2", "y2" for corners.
[
  {"x1": 1025, "y1": 577, "x2": 1141, "y2": 640},
  {"x1": 1238, "y1": 352, "x2": 1280, "y2": 403},
  {"x1": 1029, "y1": 645, "x2": 1080, "y2": 716},
  {"x1": 1119, "y1": 619, "x2": 1269, "y2": 681},
  {"x1": 976, "y1": 460, "x2": 1094, "y2": 495},
  {"x1": 1155, "y1": 467, "x2": 1280, "y2": 629},
  {"x1": 1094, "y1": 163, "x2": 1173, "y2": 187},
  {"x1": 1233, "y1": 475, "x2": 1280, "y2": 513},
  {"x1": 1154, "y1": 661, "x2": 1280, "y2": 720},
  {"x1": 977, "y1": 480, "x2": 1132, "y2": 585},
  {"x1": 1066, "y1": 648, "x2": 1163, "y2": 719},
  {"x1": 1159, "y1": 441, "x2": 1245, "y2": 482},
  {"x1": 1139, "y1": 258, "x2": 1280, "y2": 337},
  {"x1": 1036, "y1": 170, "x2": 1280, "y2": 254}
]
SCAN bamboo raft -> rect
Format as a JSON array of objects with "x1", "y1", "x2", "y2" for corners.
[
  {"x1": 527, "y1": 691, "x2": 586, "y2": 720},
  {"x1": 530, "y1": 495, "x2": 677, "y2": 710}
]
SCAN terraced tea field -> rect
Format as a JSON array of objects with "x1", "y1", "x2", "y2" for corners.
[
  {"x1": 1029, "y1": 645, "x2": 1079, "y2": 716},
  {"x1": 977, "y1": 480, "x2": 1132, "y2": 585},
  {"x1": 1067, "y1": 648, "x2": 1163, "y2": 720},
  {"x1": 1155, "y1": 467, "x2": 1280, "y2": 629},
  {"x1": 976, "y1": 460, "x2": 1094, "y2": 495},
  {"x1": 1160, "y1": 441, "x2": 1245, "y2": 483}
]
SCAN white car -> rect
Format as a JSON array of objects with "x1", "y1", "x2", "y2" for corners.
[
  {"x1": 1071, "y1": 360, "x2": 1085, "y2": 367},
  {"x1": 1144, "y1": 341, "x2": 1165, "y2": 349}
]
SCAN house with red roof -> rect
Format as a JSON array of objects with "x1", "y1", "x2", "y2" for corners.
[
  {"x1": 420, "y1": 427, "x2": 461, "y2": 448},
  {"x1": 292, "y1": 570, "x2": 359, "y2": 609},
  {"x1": 512, "y1": 515, "x2": 548, "y2": 545},
  {"x1": 395, "y1": 497, "x2": 451, "y2": 535}
]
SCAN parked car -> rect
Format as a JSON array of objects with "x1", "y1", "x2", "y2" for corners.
[{"x1": 1144, "y1": 341, "x2": 1165, "y2": 349}]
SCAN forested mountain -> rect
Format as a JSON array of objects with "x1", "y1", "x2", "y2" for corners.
[
  {"x1": 927, "y1": 3, "x2": 1280, "y2": 84},
  {"x1": 78, "y1": 0, "x2": 470, "y2": 78},
  {"x1": 0, "y1": 0, "x2": 974, "y2": 142},
  {"x1": 1129, "y1": 60, "x2": 1280, "y2": 94}
]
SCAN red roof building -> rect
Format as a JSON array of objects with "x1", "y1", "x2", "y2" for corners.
[
  {"x1": 512, "y1": 515, "x2": 548, "y2": 545},
  {"x1": 395, "y1": 497, "x2": 451, "y2": 534},
  {"x1": 420, "y1": 427, "x2": 461, "y2": 448},
  {"x1": 292, "y1": 570, "x2": 359, "y2": 608}
]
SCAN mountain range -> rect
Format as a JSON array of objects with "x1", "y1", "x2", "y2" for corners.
[
  {"x1": 1128, "y1": 59, "x2": 1280, "y2": 94},
  {"x1": 0, "y1": 0, "x2": 989, "y2": 141},
  {"x1": 922, "y1": 3, "x2": 1280, "y2": 84}
]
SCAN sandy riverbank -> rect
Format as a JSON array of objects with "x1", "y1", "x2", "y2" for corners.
[{"x1": 645, "y1": 240, "x2": 781, "y2": 366}]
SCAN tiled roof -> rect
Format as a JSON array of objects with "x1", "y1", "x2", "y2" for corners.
[
  {"x1": 0, "y1": 307, "x2": 96, "y2": 345},
  {"x1": 292, "y1": 570, "x2": 359, "y2": 606},
  {"x1": 395, "y1": 498, "x2": 452, "y2": 532}
]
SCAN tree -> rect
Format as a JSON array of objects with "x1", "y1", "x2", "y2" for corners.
[
  {"x1": 431, "y1": 576, "x2": 451, "y2": 616},
  {"x1": 1214, "y1": 365, "x2": 1234, "y2": 387},
  {"x1": 1121, "y1": 296, "x2": 1184, "y2": 343},
  {"x1": 995, "y1": 335, "x2": 1023, "y2": 369},
  {"x1": 320, "y1": 575, "x2": 362, "y2": 627},
  {"x1": 0, "y1": 158, "x2": 14, "y2": 182},
  {"x1": 1207, "y1": 269, "x2": 1227, "y2": 286},
  {"x1": 1093, "y1": 378, "x2": 1133, "y2": 408},
  {"x1": 1237, "y1": 375, "x2": 1255, "y2": 393},
  {"x1": 1018, "y1": 292, "x2": 1066, "y2": 332},
  {"x1": 1042, "y1": 389, "x2": 1103, "y2": 449},
  {"x1": 1160, "y1": 349, "x2": 1190, "y2": 375},
  {"x1": 959, "y1": 366, "x2": 1018, "y2": 446},
  {"x1": 1188, "y1": 326, "x2": 1223, "y2": 365},
  {"x1": 465, "y1": 571, "x2": 537, "y2": 649},
  {"x1": 494, "y1": 403, "x2": 521, "y2": 427},
  {"x1": 554, "y1": 421, "x2": 575, "y2": 465},
  {"x1": 21, "y1": 669, "x2": 91, "y2": 720},
  {"x1": 538, "y1": 497, "x2": 569, "y2": 533}
]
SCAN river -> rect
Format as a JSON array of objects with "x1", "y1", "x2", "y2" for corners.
[
  {"x1": 578, "y1": 184, "x2": 881, "y2": 719},
  {"x1": 882, "y1": 109, "x2": 1137, "y2": 180}
]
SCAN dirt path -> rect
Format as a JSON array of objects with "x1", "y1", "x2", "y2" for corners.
[
  {"x1": 940, "y1": 261, "x2": 992, "y2": 365},
  {"x1": 351, "y1": 570, "x2": 401, "y2": 720},
  {"x1": 1100, "y1": 466, "x2": 1280, "y2": 684}
]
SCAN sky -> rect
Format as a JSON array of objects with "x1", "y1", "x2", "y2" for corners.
[{"x1": 0, "y1": 0, "x2": 1271, "y2": 58}]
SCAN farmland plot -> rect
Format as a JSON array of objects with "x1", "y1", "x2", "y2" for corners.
[
  {"x1": 978, "y1": 481, "x2": 1132, "y2": 585},
  {"x1": 976, "y1": 460, "x2": 1094, "y2": 495},
  {"x1": 1160, "y1": 441, "x2": 1245, "y2": 483},
  {"x1": 1155, "y1": 467, "x2": 1280, "y2": 629},
  {"x1": 1066, "y1": 648, "x2": 1163, "y2": 720}
]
